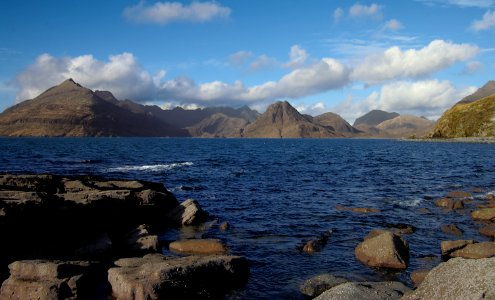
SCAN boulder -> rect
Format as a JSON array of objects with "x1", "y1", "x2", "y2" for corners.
[
  {"x1": 355, "y1": 231, "x2": 409, "y2": 269},
  {"x1": 440, "y1": 240, "x2": 474, "y2": 256},
  {"x1": 446, "y1": 191, "x2": 472, "y2": 199},
  {"x1": 314, "y1": 281, "x2": 411, "y2": 300},
  {"x1": 299, "y1": 274, "x2": 348, "y2": 298},
  {"x1": 108, "y1": 254, "x2": 249, "y2": 299},
  {"x1": 440, "y1": 224, "x2": 463, "y2": 236},
  {"x1": 471, "y1": 207, "x2": 495, "y2": 221},
  {"x1": 302, "y1": 230, "x2": 332, "y2": 253},
  {"x1": 402, "y1": 257, "x2": 495, "y2": 299},
  {"x1": 0, "y1": 260, "x2": 98, "y2": 300},
  {"x1": 450, "y1": 242, "x2": 495, "y2": 259},
  {"x1": 167, "y1": 199, "x2": 208, "y2": 226},
  {"x1": 479, "y1": 223, "x2": 495, "y2": 238},
  {"x1": 123, "y1": 224, "x2": 159, "y2": 253},
  {"x1": 169, "y1": 239, "x2": 228, "y2": 255},
  {"x1": 411, "y1": 269, "x2": 430, "y2": 287},
  {"x1": 435, "y1": 198, "x2": 464, "y2": 210}
]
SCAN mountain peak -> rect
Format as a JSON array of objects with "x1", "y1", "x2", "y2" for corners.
[
  {"x1": 353, "y1": 110, "x2": 400, "y2": 127},
  {"x1": 457, "y1": 80, "x2": 495, "y2": 105}
]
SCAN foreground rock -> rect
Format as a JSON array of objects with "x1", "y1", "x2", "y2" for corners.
[
  {"x1": 169, "y1": 239, "x2": 228, "y2": 255},
  {"x1": 314, "y1": 281, "x2": 411, "y2": 300},
  {"x1": 108, "y1": 253, "x2": 249, "y2": 299},
  {"x1": 441, "y1": 240, "x2": 495, "y2": 259},
  {"x1": 299, "y1": 274, "x2": 348, "y2": 298},
  {"x1": 411, "y1": 269, "x2": 430, "y2": 287},
  {"x1": 471, "y1": 207, "x2": 495, "y2": 221},
  {"x1": 0, "y1": 174, "x2": 179, "y2": 260},
  {"x1": 0, "y1": 260, "x2": 99, "y2": 299},
  {"x1": 355, "y1": 231, "x2": 409, "y2": 269},
  {"x1": 402, "y1": 257, "x2": 495, "y2": 299},
  {"x1": 167, "y1": 199, "x2": 208, "y2": 226}
]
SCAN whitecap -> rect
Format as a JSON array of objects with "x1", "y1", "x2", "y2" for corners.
[
  {"x1": 106, "y1": 162, "x2": 193, "y2": 173},
  {"x1": 390, "y1": 198, "x2": 423, "y2": 207}
]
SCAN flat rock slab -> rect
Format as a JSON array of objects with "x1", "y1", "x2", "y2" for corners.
[
  {"x1": 403, "y1": 257, "x2": 495, "y2": 300},
  {"x1": 108, "y1": 254, "x2": 249, "y2": 299},
  {"x1": 441, "y1": 240, "x2": 474, "y2": 256},
  {"x1": 314, "y1": 281, "x2": 411, "y2": 300},
  {"x1": 450, "y1": 242, "x2": 495, "y2": 259},
  {"x1": 355, "y1": 231, "x2": 409, "y2": 269},
  {"x1": 169, "y1": 239, "x2": 228, "y2": 255}
]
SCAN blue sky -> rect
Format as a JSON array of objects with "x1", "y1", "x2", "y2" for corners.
[{"x1": 1, "y1": 0, "x2": 494, "y2": 122}]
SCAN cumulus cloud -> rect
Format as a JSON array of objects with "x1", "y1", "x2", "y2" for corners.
[
  {"x1": 123, "y1": 1, "x2": 231, "y2": 24},
  {"x1": 296, "y1": 102, "x2": 328, "y2": 116},
  {"x1": 349, "y1": 3, "x2": 383, "y2": 19},
  {"x1": 470, "y1": 10, "x2": 495, "y2": 31},
  {"x1": 363, "y1": 80, "x2": 476, "y2": 118},
  {"x1": 352, "y1": 40, "x2": 479, "y2": 84},
  {"x1": 14, "y1": 53, "x2": 158, "y2": 102},
  {"x1": 333, "y1": 7, "x2": 344, "y2": 23},
  {"x1": 383, "y1": 19, "x2": 403, "y2": 31},
  {"x1": 228, "y1": 51, "x2": 253, "y2": 66},
  {"x1": 285, "y1": 45, "x2": 308, "y2": 68}
]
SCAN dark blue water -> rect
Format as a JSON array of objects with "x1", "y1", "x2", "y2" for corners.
[{"x1": 1, "y1": 138, "x2": 494, "y2": 299}]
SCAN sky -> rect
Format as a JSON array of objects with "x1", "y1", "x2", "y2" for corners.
[{"x1": 0, "y1": 0, "x2": 494, "y2": 123}]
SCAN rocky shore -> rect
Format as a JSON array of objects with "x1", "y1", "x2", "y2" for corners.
[
  {"x1": 1, "y1": 174, "x2": 494, "y2": 299},
  {"x1": 0, "y1": 174, "x2": 249, "y2": 299}
]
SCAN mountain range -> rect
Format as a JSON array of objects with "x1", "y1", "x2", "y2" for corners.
[{"x1": 0, "y1": 79, "x2": 492, "y2": 138}]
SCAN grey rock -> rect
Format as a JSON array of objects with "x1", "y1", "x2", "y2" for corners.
[
  {"x1": 402, "y1": 257, "x2": 495, "y2": 300},
  {"x1": 300, "y1": 274, "x2": 348, "y2": 298},
  {"x1": 315, "y1": 281, "x2": 411, "y2": 300}
]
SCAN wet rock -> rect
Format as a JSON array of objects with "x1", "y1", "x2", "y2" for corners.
[
  {"x1": 302, "y1": 230, "x2": 332, "y2": 253},
  {"x1": 219, "y1": 221, "x2": 230, "y2": 231},
  {"x1": 384, "y1": 223, "x2": 416, "y2": 234},
  {"x1": 446, "y1": 191, "x2": 472, "y2": 199},
  {"x1": 450, "y1": 242, "x2": 495, "y2": 259},
  {"x1": 440, "y1": 240, "x2": 475, "y2": 257},
  {"x1": 0, "y1": 260, "x2": 98, "y2": 300},
  {"x1": 402, "y1": 257, "x2": 495, "y2": 300},
  {"x1": 440, "y1": 224, "x2": 463, "y2": 236},
  {"x1": 123, "y1": 224, "x2": 159, "y2": 253},
  {"x1": 411, "y1": 269, "x2": 430, "y2": 287},
  {"x1": 471, "y1": 207, "x2": 495, "y2": 221},
  {"x1": 314, "y1": 281, "x2": 411, "y2": 300},
  {"x1": 336, "y1": 205, "x2": 380, "y2": 213},
  {"x1": 167, "y1": 199, "x2": 208, "y2": 226},
  {"x1": 486, "y1": 194, "x2": 495, "y2": 201},
  {"x1": 108, "y1": 254, "x2": 249, "y2": 299},
  {"x1": 479, "y1": 223, "x2": 495, "y2": 238},
  {"x1": 299, "y1": 274, "x2": 348, "y2": 298},
  {"x1": 355, "y1": 231, "x2": 409, "y2": 269},
  {"x1": 417, "y1": 207, "x2": 431, "y2": 214},
  {"x1": 169, "y1": 239, "x2": 228, "y2": 255},
  {"x1": 434, "y1": 198, "x2": 464, "y2": 210}
]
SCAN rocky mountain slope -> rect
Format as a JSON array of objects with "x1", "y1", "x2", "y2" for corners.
[
  {"x1": 0, "y1": 79, "x2": 188, "y2": 137},
  {"x1": 353, "y1": 110, "x2": 400, "y2": 127},
  {"x1": 186, "y1": 113, "x2": 249, "y2": 137},
  {"x1": 430, "y1": 92, "x2": 495, "y2": 138},
  {"x1": 457, "y1": 80, "x2": 495, "y2": 105},
  {"x1": 243, "y1": 101, "x2": 340, "y2": 138},
  {"x1": 312, "y1": 112, "x2": 361, "y2": 136},
  {"x1": 376, "y1": 115, "x2": 435, "y2": 138}
]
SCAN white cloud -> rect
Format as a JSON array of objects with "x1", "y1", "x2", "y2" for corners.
[
  {"x1": 384, "y1": 19, "x2": 403, "y2": 31},
  {"x1": 123, "y1": 1, "x2": 231, "y2": 24},
  {"x1": 349, "y1": 3, "x2": 383, "y2": 19},
  {"x1": 285, "y1": 45, "x2": 308, "y2": 68},
  {"x1": 352, "y1": 40, "x2": 479, "y2": 84},
  {"x1": 296, "y1": 101, "x2": 328, "y2": 116},
  {"x1": 418, "y1": 0, "x2": 495, "y2": 8},
  {"x1": 249, "y1": 55, "x2": 279, "y2": 71},
  {"x1": 333, "y1": 7, "x2": 344, "y2": 22},
  {"x1": 14, "y1": 53, "x2": 158, "y2": 102},
  {"x1": 461, "y1": 61, "x2": 483, "y2": 74},
  {"x1": 228, "y1": 51, "x2": 253, "y2": 66},
  {"x1": 470, "y1": 10, "x2": 495, "y2": 31},
  {"x1": 363, "y1": 80, "x2": 477, "y2": 118}
]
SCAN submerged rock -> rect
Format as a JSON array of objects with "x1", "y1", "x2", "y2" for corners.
[
  {"x1": 108, "y1": 254, "x2": 249, "y2": 299},
  {"x1": 441, "y1": 224, "x2": 463, "y2": 236},
  {"x1": 299, "y1": 274, "x2": 348, "y2": 298},
  {"x1": 169, "y1": 239, "x2": 228, "y2": 255},
  {"x1": 314, "y1": 281, "x2": 411, "y2": 300},
  {"x1": 355, "y1": 231, "x2": 409, "y2": 269},
  {"x1": 0, "y1": 260, "x2": 99, "y2": 299},
  {"x1": 302, "y1": 230, "x2": 332, "y2": 253},
  {"x1": 403, "y1": 257, "x2": 495, "y2": 299}
]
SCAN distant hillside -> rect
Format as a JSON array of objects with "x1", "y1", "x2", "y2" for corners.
[
  {"x1": 376, "y1": 115, "x2": 435, "y2": 138},
  {"x1": 0, "y1": 79, "x2": 189, "y2": 137},
  {"x1": 457, "y1": 80, "x2": 495, "y2": 105},
  {"x1": 313, "y1": 112, "x2": 361, "y2": 136},
  {"x1": 186, "y1": 113, "x2": 248, "y2": 137},
  {"x1": 243, "y1": 101, "x2": 340, "y2": 138},
  {"x1": 430, "y1": 93, "x2": 495, "y2": 138},
  {"x1": 353, "y1": 110, "x2": 399, "y2": 127}
]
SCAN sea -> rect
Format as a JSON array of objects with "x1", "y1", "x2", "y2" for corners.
[{"x1": 1, "y1": 137, "x2": 494, "y2": 299}]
